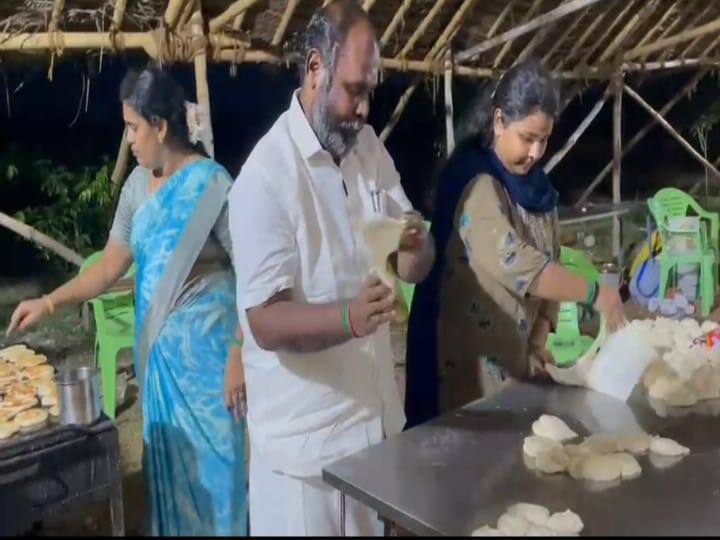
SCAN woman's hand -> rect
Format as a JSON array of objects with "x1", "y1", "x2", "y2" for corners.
[
  {"x1": 594, "y1": 284, "x2": 627, "y2": 333},
  {"x1": 6, "y1": 297, "x2": 52, "y2": 336},
  {"x1": 224, "y1": 327, "x2": 247, "y2": 421}
]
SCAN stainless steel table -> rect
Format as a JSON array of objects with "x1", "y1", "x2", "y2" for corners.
[{"x1": 323, "y1": 382, "x2": 720, "y2": 536}]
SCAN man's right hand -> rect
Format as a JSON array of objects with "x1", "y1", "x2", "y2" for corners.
[
  {"x1": 347, "y1": 275, "x2": 396, "y2": 338},
  {"x1": 594, "y1": 284, "x2": 626, "y2": 333},
  {"x1": 6, "y1": 298, "x2": 51, "y2": 336}
]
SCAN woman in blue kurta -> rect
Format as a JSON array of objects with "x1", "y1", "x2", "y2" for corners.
[{"x1": 8, "y1": 68, "x2": 247, "y2": 536}]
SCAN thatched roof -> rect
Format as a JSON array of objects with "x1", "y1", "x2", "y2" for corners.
[{"x1": 1, "y1": 0, "x2": 718, "y2": 80}]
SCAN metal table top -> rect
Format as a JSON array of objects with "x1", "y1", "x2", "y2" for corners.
[{"x1": 323, "y1": 382, "x2": 720, "y2": 536}]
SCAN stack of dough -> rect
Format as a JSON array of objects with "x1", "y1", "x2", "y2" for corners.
[
  {"x1": 0, "y1": 344, "x2": 58, "y2": 440},
  {"x1": 472, "y1": 503, "x2": 584, "y2": 536},
  {"x1": 523, "y1": 414, "x2": 690, "y2": 482}
]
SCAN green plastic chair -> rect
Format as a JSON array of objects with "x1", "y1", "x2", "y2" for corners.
[
  {"x1": 545, "y1": 247, "x2": 599, "y2": 366},
  {"x1": 79, "y1": 251, "x2": 136, "y2": 419},
  {"x1": 648, "y1": 188, "x2": 718, "y2": 317}
]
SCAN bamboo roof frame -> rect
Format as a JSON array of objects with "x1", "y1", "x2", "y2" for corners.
[{"x1": 2, "y1": 0, "x2": 720, "y2": 265}]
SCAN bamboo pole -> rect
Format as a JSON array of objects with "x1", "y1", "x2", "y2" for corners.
[
  {"x1": 623, "y1": 83, "x2": 720, "y2": 186},
  {"x1": 577, "y1": 69, "x2": 709, "y2": 205},
  {"x1": 486, "y1": 0, "x2": 517, "y2": 40},
  {"x1": 216, "y1": 48, "x2": 283, "y2": 64},
  {"x1": 444, "y1": 51, "x2": 455, "y2": 157},
  {"x1": 0, "y1": 212, "x2": 83, "y2": 266},
  {"x1": 612, "y1": 74, "x2": 622, "y2": 258},
  {"x1": 625, "y1": 16, "x2": 720, "y2": 61},
  {"x1": 652, "y1": 0, "x2": 713, "y2": 67},
  {"x1": 232, "y1": 11, "x2": 246, "y2": 31},
  {"x1": 397, "y1": 0, "x2": 449, "y2": 59},
  {"x1": 541, "y1": 4, "x2": 586, "y2": 65},
  {"x1": 516, "y1": 23, "x2": 550, "y2": 64},
  {"x1": 209, "y1": 0, "x2": 260, "y2": 34},
  {"x1": 111, "y1": 0, "x2": 128, "y2": 31},
  {"x1": 676, "y1": 2, "x2": 718, "y2": 60},
  {"x1": 111, "y1": 127, "x2": 130, "y2": 185},
  {"x1": 544, "y1": 86, "x2": 610, "y2": 173},
  {"x1": 493, "y1": 0, "x2": 543, "y2": 68},
  {"x1": 272, "y1": 0, "x2": 301, "y2": 47},
  {"x1": 49, "y1": 0, "x2": 65, "y2": 31},
  {"x1": 597, "y1": 0, "x2": 659, "y2": 64},
  {"x1": 426, "y1": 0, "x2": 478, "y2": 60},
  {"x1": 380, "y1": 79, "x2": 420, "y2": 142},
  {"x1": 554, "y1": 1, "x2": 613, "y2": 70},
  {"x1": 362, "y1": 0, "x2": 377, "y2": 11},
  {"x1": 0, "y1": 32, "x2": 158, "y2": 57},
  {"x1": 164, "y1": 0, "x2": 186, "y2": 28},
  {"x1": 575, "y1": 0, "x2": 638, "y2": 68},
  {"x1": 456, "y1": 0, "x2": 604, "y2": 63},
  {"x1": 633, "y1": 0, "x2": 681, "y2": 50},
  {"x1": 178, "y1": 0, "x2": 197, "y2": 30},
  {"x1": 191, "y1": 6, "x2": 214, "y2": 158},
  {"x1": 380, "y1": 0, "x2": 414, "y2": 49}
]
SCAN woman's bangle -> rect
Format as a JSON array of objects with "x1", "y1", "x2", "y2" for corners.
[
  {"x1": 42, "y1": 295, "x2": 55, "y2": 315},
  {"x1": 584, "y1": 279, "x2": 599, "y2": 306},
  {"x1": 341, "y1": 302, "x2": 354, "y2": 338}
]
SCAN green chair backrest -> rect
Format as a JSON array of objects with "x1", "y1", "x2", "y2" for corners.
[{"x1": 649, "y1": 187, "x2": 719, "y2": 252}]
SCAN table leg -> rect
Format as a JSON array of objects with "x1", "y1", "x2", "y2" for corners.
[{"x1": 107, "y1": 429, "x2": 125, "y2": 536}]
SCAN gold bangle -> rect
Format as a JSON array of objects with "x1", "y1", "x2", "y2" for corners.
[{"x1": 42, "y1": 295, "x2": 55, "y2": 315}]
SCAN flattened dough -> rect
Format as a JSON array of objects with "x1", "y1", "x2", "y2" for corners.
[
  {"x1": 498, "y1": 513, "x2": 529, "y2": 536},
  {"x1": 523, "y1": 436, "x2": 562, "y2": 459},
  {"x1": 363, "y1": 218, "x2": 405, "y2": 288},
  {"x1": 535, "y1": 446, "x2": 570, "y2": 474},
  {"x1": 471, "y1": 526, "x2": 503, "y2": 537},
  {"x1": 579, "y1": 454, "x2": 623, "y2": 482},
  {"x1": 532, "y1": 415, "x2": 578, "y2": 442},
  {"x1": 618, "y1": 433, "x2": 651, "y2": 455},
  {"x1": 650, "y1": 436, "x2": 690, "y2": 457},
  {"x1": 580, "y1": 434, "x2": 620, "y2": 454},
  {"x1": 616, "y1": 452, "x2": 642, "y2": 479}
]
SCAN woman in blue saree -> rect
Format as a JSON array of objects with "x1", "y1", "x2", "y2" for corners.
[{"x1": 8, "y1": 69, "x2": 247, "y2": 536}]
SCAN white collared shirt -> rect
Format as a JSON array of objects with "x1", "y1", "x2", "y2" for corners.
[{"x1": 229, "y1": 91, "x2": 412, "y2": 477}]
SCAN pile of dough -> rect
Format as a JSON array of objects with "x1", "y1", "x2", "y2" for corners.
[
  {"x1": 532, "y1": 415, "x2": 578, "y2": 442},
  {"x1": 523, "y1": 436, "x2": 562, "y2": 459},
  {"x1": 0, "y1": 420, "x2": 19, "y2": 440},
  {"x1": 15, "y1": 408, "x2": 48, "y2": 432},
  {"x1": 649, "y1": 436, "x2": 690, "y2": 457},
  {"x1": 471, "y1": 503, "x2": 584, "y2": 536}
]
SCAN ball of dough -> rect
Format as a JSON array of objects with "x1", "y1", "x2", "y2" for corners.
[
  {"x1": 506, "y1": 503, "x2": 550, "y2": 526},
  {"x1": 498, "y1": 513, "x2": 529, "y2": 536},
  {"x1": 568, "y1": 455, "x2": 586, "y2": 480},
  {"x1": 689, "y1": 365, "x2": 720, "y2": 401},
  {"x1": 643, "y1": 360, "x2": 671, "y2": 389},
  {"x1": 649, "y1": 375, "x2": 698, "y2": 407},
  {"x1": 526, "y1": 525, "x2": 558, "y2": 536},
  {"x1": 523, "y1": 436, "x2": 562, "y2": 459},
  {"x1": 531, "y1": 415, "x2": 578, "y2": 442},
  {"x1": 535, "y1": 447, "x2": 570, "y2": 475},
  {"x1": 546, "y1": 510, "x2": 584, "y2": 535},
  {"x1": 579, "y1": 454, "x2": 623, "y2": 482},
  {"x1": 650, "y1": 436, "x2": 690, "y2": 457}
]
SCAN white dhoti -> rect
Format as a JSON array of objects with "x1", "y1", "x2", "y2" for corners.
[{"x1": 249, "y1": 451, "x2": 382, "y2": 537}]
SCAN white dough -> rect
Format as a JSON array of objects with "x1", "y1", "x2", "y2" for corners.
[
  {"x1": 568, "y1": 455, "x2": 586, "y2": 480},
  {"x1": 523, "y1": 436, "x2": 562, "y2": 459},
  {"x1": 363, "y1": 218, "x2": 405, "y2": 288},
  {"x1": 535, "y1": 447, "x2": 570, "y2": 474},
  {"x1": 546, "y1": 510, "x2": 584, "y2": 535},
  {"x1": 650, "y1": 436, "x2": 690, "y2": 457},
  {"x1": 471, "y1": 526, "x2": 504, "y2": 537},
  {"x1": 617, "y1": 433, "x2": 651, "y2": 456},
  {"x1": 579, "y1": 454, "x2": 623, "y2": 482},
  {"x1": 648, "y1": 375, "x2": 698, "y2": 407},
  {"x1": 580, "y1": 434, "x2": 620, "y2": 454},
  {"x1": 498, "y1": 513, "x2": 530, "y2": 536},
  {"x1": 531, "y1": 415, "x2": 578, "y2": 442},
  {"x1": 526, "y1": 525, "x2": 557, "y2": 536},
  {"x1": 563, "y1": 444, "x2": 591, "y2": 458},
  {"x1": 506, "y1": 503, "x2": 550, "y2": 526},
  {"x1": 689, "y1": 365, "x2": 720, "y2": 401},
  {"x1": 615, "y1": 452, "x2": 642, "y2": 479}
]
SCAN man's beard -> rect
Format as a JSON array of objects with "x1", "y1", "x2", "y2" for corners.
[{"x1": 310, "y1": 80, "x2": 363, "y2": 162}]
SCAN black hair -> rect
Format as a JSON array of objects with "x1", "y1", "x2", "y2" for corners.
[
  {"x1": 119, "y1": 67, "x2": 205, "y2": 156},
  {"x1": 456, "y1": 58, "x2": 561, "y2": 149},
  {"x1": 291, "y1": 0, "x2": 374, "y2": 83}
]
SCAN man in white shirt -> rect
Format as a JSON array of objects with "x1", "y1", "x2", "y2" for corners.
[{"x1": 228, "y1": 0, "x2": 434, "y2": 535}]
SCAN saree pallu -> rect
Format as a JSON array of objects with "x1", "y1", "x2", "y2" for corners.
[{"x1": 130, "y1": 159, "x2": 247, "y2": 536}]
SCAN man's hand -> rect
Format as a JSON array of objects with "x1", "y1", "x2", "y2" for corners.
[{"x1": 347, "y1": 275, "x2": 395, "y2": 337}]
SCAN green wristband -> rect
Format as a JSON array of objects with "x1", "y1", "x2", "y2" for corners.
[
  {"x1": 230, "y1": 335, "x2": 244, "y2": 349},
  {"x1": 584, "y1": 279, "x2": 599, "y2": 306}
]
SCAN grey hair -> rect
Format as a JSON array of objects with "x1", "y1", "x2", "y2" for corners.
[
  {"x1": 290, "y1": 0, "x2": 372, "y2": 84},
  {"x1": 457, "y1": 58, "x2": 561, "y2": 147}
]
